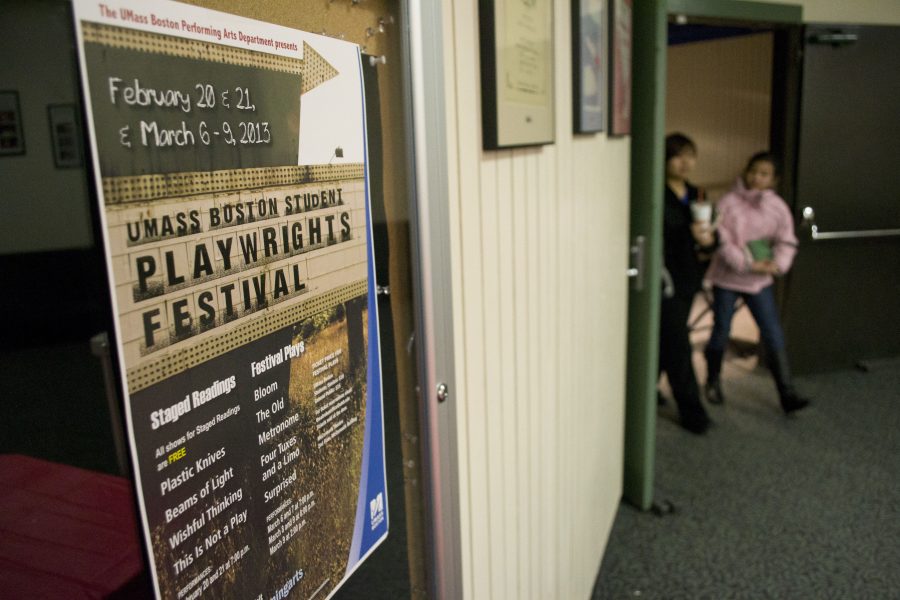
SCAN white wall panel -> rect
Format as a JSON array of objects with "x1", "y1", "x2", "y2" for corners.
[{"x1": 443, "y1": 1, "x2": 630, "y2": 597}]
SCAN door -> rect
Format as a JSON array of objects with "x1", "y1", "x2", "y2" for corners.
[
  {"x1": 624, "y1": 0, "x2": 666, "y2": 511},
  {"x1": 625, "y1": 0, "x2": 801, "y2": 510},
  {"x1": 781, "y1": 25, "x2": 900, "y2": 373}
]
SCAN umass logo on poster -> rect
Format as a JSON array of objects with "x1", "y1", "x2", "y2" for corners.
[{"x1": 369, "y1": 492, "x2": 384, "y2": 531}]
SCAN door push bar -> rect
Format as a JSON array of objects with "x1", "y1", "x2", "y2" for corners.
[
  {"x1": 801, "y1": 207, "x2": 900, "y2": 241},
  {"x1": 807, "y1": 31, "x2": 859, "y2": 46}
]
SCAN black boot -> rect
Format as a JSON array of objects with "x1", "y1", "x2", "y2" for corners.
[
  {"x1": 680, "y1": 407, "x2": 711, "y2": 434},
  {"x1": 704, "y1": 347, "x2": 726, "y2": 405},
  {"x1": 676, "y1": 389, "x2": 711, "y2": 434},
  {"x1": 768, "y1": 347, "x2": 810, "y2": 414}
]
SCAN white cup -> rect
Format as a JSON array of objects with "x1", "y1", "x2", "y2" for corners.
[{"x1": 690, "y1": 201, "x2": 712, "y2": 224}]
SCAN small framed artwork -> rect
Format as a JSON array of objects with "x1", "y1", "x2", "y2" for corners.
[
  {"x1": 572, "y1": 0, "x2": 606, "y2": 133},
  {"x1": 608, "y1": 0, "x2": 632, "y2": 136},
  {"x1": 47, "y1": 104, "x2": 83, "y2": 168},
  {"x1": 0, "y1": 90, "x2": 25, "y2": 156},
  {"x1": 479, "y1": 0, "x2": 555, "y2": 149}
]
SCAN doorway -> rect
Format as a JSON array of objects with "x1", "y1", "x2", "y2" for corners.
[
  {"x1": 624, "y1": 0, "x2": 802, "y2": 510},
  {"x1": 659, "y1": 22, "x2": 777, "y2": 428}
]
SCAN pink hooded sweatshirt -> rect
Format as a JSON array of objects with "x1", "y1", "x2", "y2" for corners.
[{"x1": 706, "y1": 178, "x2": 798, "y2": 294}]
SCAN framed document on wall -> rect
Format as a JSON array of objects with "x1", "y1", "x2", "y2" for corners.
[
  {"x1": 608, "y1": 0, "x2": 632, "y2": 136},
  {"x1": 47, "y1": 104, "x2": 83, "y2": 168},
  {"x1": 479, "y1": 0, "x2": 555, "y2": 149},
  {"x1": 0, "y1": 91, "x2": 25, "y2": 156},
  {"x1": 572, "y1": 0, "x2": 606, "y2": 133}
]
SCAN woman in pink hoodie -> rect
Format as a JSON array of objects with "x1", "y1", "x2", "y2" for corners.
[{"x1": 704, "y1": 152, "x2": 810, "y2": 414}]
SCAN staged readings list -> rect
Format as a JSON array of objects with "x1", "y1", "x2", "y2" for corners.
[{"x1": 147, "y1": 338, "x2": 314, "y2": 598}]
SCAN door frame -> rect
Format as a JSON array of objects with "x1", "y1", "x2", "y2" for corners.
[
  {"x1": 624, "y1": 0, "x2": 802, "y2": 510},
  {"x1": 403, "y1": 2, "x2": 463, "y2": 598}
]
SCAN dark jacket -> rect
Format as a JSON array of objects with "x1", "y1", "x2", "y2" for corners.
[{"x1": 663, "y1": 182, "x2": 715, "y2": 300}]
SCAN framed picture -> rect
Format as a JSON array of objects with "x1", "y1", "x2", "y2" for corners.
[
  {"x1": 608, "y1": 0, "x2": 632, "y2": 136},
  {"x1": 572, "y1": 0, "x2": 606, "y2": 133},
  {"x1": 0, "y1": 90, "x2": 25, "y2": 156},
  {"x1": 47, "y1": 104, "x2": 83, "y2": 168},
  {"x1": 479, "y1": 0, "x2": 555, "y2": 149}
]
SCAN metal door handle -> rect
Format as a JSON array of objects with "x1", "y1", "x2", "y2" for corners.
[
  {"x1": 802, "y1": 206, "x2": 900, "y2": 241},
  {"x1": 628, "y1": 236, "x2": 646, "y2": 291}
]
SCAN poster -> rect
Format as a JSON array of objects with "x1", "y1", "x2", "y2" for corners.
[{"x1": 71, "y1": 2, "x2": 388, "y2": 598}]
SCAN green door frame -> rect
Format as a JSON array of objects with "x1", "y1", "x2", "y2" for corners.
[{"x1": 624, "y1": 0, "x2": 802, "y2": 511}]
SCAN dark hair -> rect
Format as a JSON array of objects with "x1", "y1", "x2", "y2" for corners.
[
  {"x1": 745, "y1": 151, "x2": 780, "y2": 176},
  {"x1": 665, "y1": 133, "x2": 697, "y2": 162}
]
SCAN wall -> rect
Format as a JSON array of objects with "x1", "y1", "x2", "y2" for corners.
[
  {"x1": 767, "y1": 0, "x2": 900, "y2": 24},
  {"x1": 0, "y1": 1, "x2": 94, "y2": 253},
  {"x1": 666, "y1": 33, "x2": 773, "y2": 199},
  {"x1": 443, "y1": 2, "x2": 631, "y2": 598}
]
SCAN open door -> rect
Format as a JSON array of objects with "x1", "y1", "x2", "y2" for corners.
[
  {"x1": 781, "y1": 24, "x2": 900, "y2": 373},
  {"x1": 625, "y1": 0, "x2": 801, "y2": 510},
  {"x1": 624, "y1": 0, "x2": 666, "y2": 511}
]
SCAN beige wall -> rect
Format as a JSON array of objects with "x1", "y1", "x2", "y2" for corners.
[
  {"x1": 442, "y1": 1, "x2": 630, "y2": 598},
  {"x1": 666, "y1": 33, "x2": 773, "y2": 199},
  {"x1": 0, "y1": 1, "x2": 94, "y2": 254},
  {"x1": 768, "y1": 0, "x2": 900, "y2": 24}
]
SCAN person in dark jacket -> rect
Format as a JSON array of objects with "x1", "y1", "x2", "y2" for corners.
[{"x1": 659, "y1": 133, "x2": 716, "y2": 434}]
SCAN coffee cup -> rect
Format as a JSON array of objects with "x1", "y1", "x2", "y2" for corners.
[{"x1": 690, "y1": 201, "x2": 712, "y2": 224}]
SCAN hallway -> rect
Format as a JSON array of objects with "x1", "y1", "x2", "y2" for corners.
[{"x1": 593, "y1": 340, "x2": 900, "y2": 598}]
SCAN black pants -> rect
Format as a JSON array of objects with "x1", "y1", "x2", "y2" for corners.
[{"x1": 659, "y1": 293, "x2": 704, "y2": 416}]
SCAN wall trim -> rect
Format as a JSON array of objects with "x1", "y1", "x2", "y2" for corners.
[{"x1": 404, "y1": 1, "x2": 462, "y2": 598}]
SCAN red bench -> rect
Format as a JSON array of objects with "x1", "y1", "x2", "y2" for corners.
[{"x1": 0, "y1": 454, "x2": 150, "y2": 599}]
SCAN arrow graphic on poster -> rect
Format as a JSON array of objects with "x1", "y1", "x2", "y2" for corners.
[{"x1": 81, "y1": 23, "x2": 338, "y2": 95}]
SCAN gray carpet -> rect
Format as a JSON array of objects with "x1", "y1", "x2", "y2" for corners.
[{"x1": 593, "y1": 358, "x2": 900, "y2": 599}]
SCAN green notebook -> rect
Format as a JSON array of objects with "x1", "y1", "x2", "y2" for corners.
[{"x1": 747, "y1": 239, "x2": 773, "y2": 261}]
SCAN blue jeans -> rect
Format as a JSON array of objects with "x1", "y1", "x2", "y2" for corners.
[{"x1": 706, "y1": 285, "x2": 786, "y2": 354}]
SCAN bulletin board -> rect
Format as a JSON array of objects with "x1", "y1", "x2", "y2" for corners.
[{"x1": 70, "y1": 1, "x2": 418, "y2": 598}]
